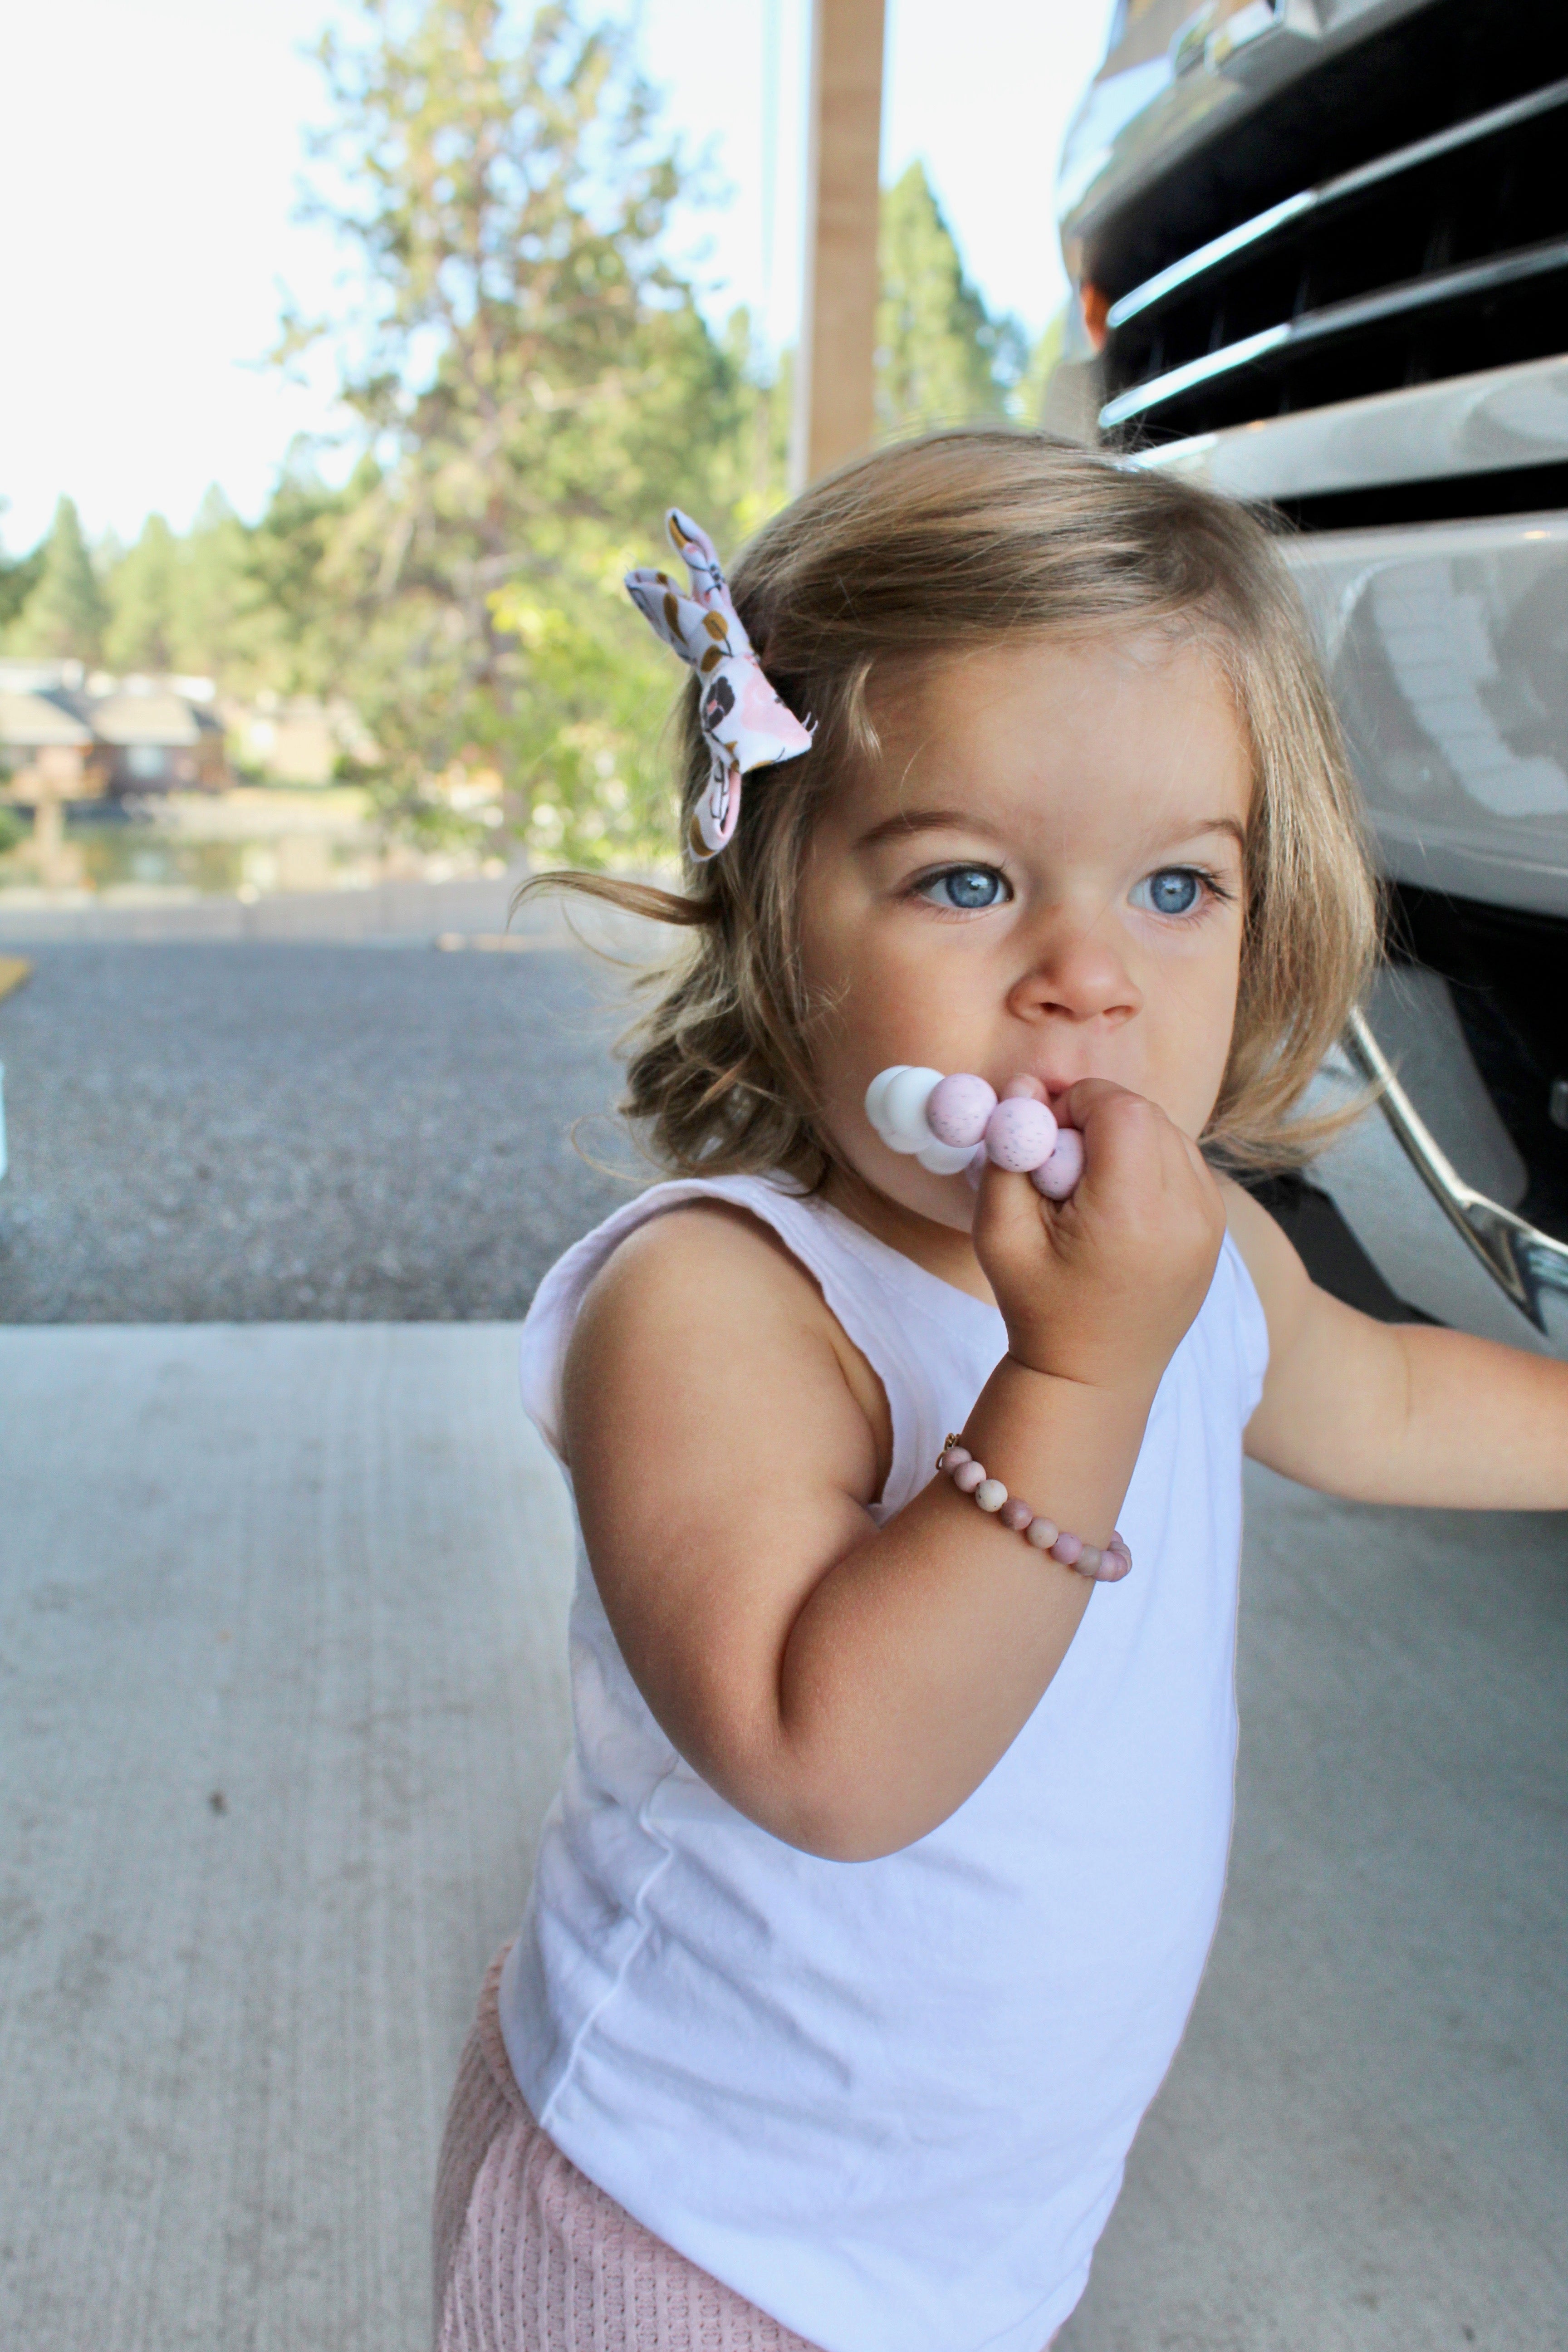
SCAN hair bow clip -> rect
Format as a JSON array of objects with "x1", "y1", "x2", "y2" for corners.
[{"x1": 626, "y1": 509, "x2": 814, "y2": 860}]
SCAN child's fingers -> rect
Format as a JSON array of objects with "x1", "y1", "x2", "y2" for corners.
[
  {"x1": 1056, "y1": 1079, "x2": 1167, "y2": 1200},
  {"x1": 972, "y1": 1156, "x2": 1056, "y2": 1280}
]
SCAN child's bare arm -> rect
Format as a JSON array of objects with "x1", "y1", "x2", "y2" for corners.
[
  {"x1": 1225, "y1": 1181, "x2": 1568, "y2": 1509},
  {"x1": 564, "y1": 1085, "x2": 1223, "y2": 1864}
]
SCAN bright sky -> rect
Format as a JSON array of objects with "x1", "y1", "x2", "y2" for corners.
[{"x1": 0, "y1": 0, "x2": 1112, "y2": 556}]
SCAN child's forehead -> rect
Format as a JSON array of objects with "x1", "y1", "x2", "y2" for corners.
[
  {"x1": 878, "y1": 623, "x2": 1231, "y2": 720},
  {"x1": 854, "y1": 629, "x2": 1252, "y2": 838}
]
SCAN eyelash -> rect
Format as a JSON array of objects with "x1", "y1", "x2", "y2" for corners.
[
  {"x1": 909, "y1": 863, "x2": 1236, "y2": 919},
  {"x1": 1137, "y1": 865, "x2": 1235, "y2": 917},
  {"x1": 910, "y1": 863, "x2": 1012, "y2": 915}
]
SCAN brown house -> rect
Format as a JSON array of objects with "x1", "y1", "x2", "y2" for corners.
[
  {"x1": 92, "y1": 686, "x2": 229, "y2": 793},
  {"x1": 0, "y1": 664, "x2": 231, "y2": 801}
]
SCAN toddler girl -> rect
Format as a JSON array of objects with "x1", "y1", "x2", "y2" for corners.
[{"x1": 433, "y1": 433, "x2": 1568, "y2": 2352}]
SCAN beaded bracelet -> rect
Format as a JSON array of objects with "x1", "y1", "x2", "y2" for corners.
[{"x1": 937, "y1": 1436, "x2": 1132, "y2": 1583}]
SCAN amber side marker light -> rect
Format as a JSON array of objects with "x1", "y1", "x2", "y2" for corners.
[{"x1": 1079, "y1": 281, "x2": 1110, "y2": 353}]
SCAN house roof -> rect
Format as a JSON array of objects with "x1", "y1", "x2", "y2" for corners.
[
  {"x1": 92, "y1": 691, "x2": 203, "y2": 748},
  {"x1": 0, "y1": 689, "x2": 95, "y2": 748}
]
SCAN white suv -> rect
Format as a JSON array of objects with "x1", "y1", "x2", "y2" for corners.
[{"x1": 1056, "y1": 0, "x2": 1568, "y2": 1355}]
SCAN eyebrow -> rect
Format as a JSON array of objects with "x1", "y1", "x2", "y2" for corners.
[
  {"x1": 854, "y1": 808, "x2": 1004, "y2": 851},
  {"x1": 854, "y1": 808, "x2": 1248, "y2": 854}
]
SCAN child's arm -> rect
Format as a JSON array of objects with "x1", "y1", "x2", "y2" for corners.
[
  {"x1": 563, "y1": 1085, "x2": 1224, "y2": 1863},
  {"x1": 1225, "y1": 1179, "x2": 1568, "y2": 1508}
]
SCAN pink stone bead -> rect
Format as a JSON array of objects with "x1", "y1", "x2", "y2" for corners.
[
  {"x1": 1029, "y1": 1127, "x2": 1085, "y2": 1201},
  {"x1": 984, "y1": 1095, "x2": 1058, "y2": 1172},
  {"x1": 1076, "y1": 1544, "x2": 1103, "y2": 1577},
  {"x1": 975, "y1": 1478, "x2": 1008, "y2": 1513},
  {"x1": 1000, "y1": 1496, "x2": 1034, "y2": 1531},
  {"x1": 1050, "y1": 1529, "x2": 1084, "y2": 1567},
  {"x1": 953, "y1": 1460, "x2": 986, "y2": 1494},
  {"x1": 938, "y1": 1445, "x2": 971, "y2": 1473},
  {"x1": 1097, "y1": 1547, "x2": 1133, "y2": 1582},
  {"x1": 1024, "y1": 1516, "x2": 1059, "y2": 1549},
  {"x1": 926, "y1": 1072, "x2": 997, "y2": 1149}
]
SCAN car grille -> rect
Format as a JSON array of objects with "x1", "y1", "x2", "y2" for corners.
[{"x1": 1097, "y1": 45, "x2": 1568, "y2": 445}]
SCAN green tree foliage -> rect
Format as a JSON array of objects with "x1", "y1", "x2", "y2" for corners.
[
  {"x1": 176, "y1": 488, "x2": 264, "y2": 686},
  {"x1": 104, "y1": 513, "x2": 181, "y2": 673},
  {"x1": 1, "y1": 9, "x2": 1054, "y2": 868},
  {"x1": 0, "y1": 505, "x2": 45, "y2": 637},
  {"x1": 7, "y1": 496, "x2": 108, "y2": 664},
  {"x1": 877, "y1": 162, "x2": 1030, "y2": 436},
  {"x1": 271, "y1": 0, "x2": 748, "y2": 861}
]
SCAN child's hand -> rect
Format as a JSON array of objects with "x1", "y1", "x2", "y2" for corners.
[{"x1": 974, "y1": 1078, "x2": 1226, "y2": 1397}]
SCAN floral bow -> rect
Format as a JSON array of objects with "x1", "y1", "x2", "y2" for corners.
[{"x1": 625, "y1": 509, "x2": 814, "y2": 860}]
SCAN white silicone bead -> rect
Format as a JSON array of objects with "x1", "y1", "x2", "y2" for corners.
[
  {"x1": 974, "y1": 1478, "x2": 1008, "y2": 1513},
  {"x1": 878, "y1": 1065, "x2": 943, "y2": 1151},
  {"x1": 864, "y1": 1066, "x2": 910, "y2": 1134}
]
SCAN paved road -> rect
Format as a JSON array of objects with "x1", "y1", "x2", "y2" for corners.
[{"x1": 0, "y1": 941, "x2": 638, "y2": 1322}]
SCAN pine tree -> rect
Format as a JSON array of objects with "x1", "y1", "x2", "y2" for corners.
[
  {"x1": 8, "y1": 496, "x2": 108, "y2": 664},
  {"x1": 270, "y1": 0, "x2": 743, "y2": 862},
  {"x1": 175, "y1": 487, "x2": 263, "y2": 687},
  {"x1": 876, "y1": 163, "x2": 1029, "y2": 436},
  {"x1": 104, "y1": 513, "x2": 181, "y2": 674}
]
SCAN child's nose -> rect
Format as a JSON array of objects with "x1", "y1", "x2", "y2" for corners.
[{"x1": 1006, "y1": 921, "x2": 1140, "y2": 1027}]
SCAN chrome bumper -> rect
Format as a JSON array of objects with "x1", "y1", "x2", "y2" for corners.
[{"x1": 1337, "y1": 1010, "x2": 1568, "y2": 1352}]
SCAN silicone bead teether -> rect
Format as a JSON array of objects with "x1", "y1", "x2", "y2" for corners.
[
  {"x1": 866, "y1": 1063, "x2": 1085, "y2": 1198},
  {"x1": 926, "y1": 1072, "x2": 997, "y2": 1149},
  {"x1": 864, "y1": 1064, "x2": 973, "y2": 1175},
  {"x1": 1029, "y1": 1126, "x2": 1084, "y2": 1200},
  {"x1": 983, "y1": 1096, "x2": 1057, "y2": 1172}
]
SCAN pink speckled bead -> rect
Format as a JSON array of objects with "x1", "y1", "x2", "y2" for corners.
[
  {"x1": 938, "y1": 1444, "x2": 972, "y2": 1473},
  {"x1": 953, "y1": 1459, "x2": 986, "y2": 1494},
  {"x1": 1030, "y1": 1127, "x2": 1085, "y2": 1201},
  {"x1": 1024, "y1": 1517, "x2": 1059, "y2": 1550},
  {"x1": 1076, "y1": 1544, "x2": 1103, "y2": 1577},
  {"x1": 975, "y1": 1478, "x2": 1008, "y2": 1513},
  {"x1": 1098, "y1": 1546, "x2": 1133, "y2": 1583},
  {"x1": 926, "y1": 1072, "x2": 997, "y2": 1149},
  {"x1": 1050, "y1": 1529, "x2": 1084, "y2": 1567},
  {"x1": 984, "y1": 1095, "x2": 1058, "y2": 1172},
  {"x1": 1000, "y1": 1496, "x2": 1034, "y2": 1531}
]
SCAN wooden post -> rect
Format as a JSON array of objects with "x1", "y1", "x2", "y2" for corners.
[{"x1": 791, "y1": 0, "x2": 886, "y2": 490}]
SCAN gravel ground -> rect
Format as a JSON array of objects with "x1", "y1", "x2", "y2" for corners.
[{"x1": 0, "y1": 944, "x2": 643, "y2": 1322}]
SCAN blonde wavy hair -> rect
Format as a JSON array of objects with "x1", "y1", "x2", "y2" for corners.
[{"x1": 523, "y1": 428, "x2": 1380, "y2": 1185}]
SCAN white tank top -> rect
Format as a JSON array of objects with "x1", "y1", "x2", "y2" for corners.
[{"x1": 500, "y1": 1174, "x2": 1268, "y2": 2352}]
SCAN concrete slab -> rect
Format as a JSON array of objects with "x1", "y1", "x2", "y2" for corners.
[
  {"x1": 2, "y1": 1325, "x2": 1564, "y2": 2349},
  {"x1": 0, "y1": 1323, "x2": 572, "y2": 2352},
  {"x1": 1062, "y1": 1469, "x2": 1568, "y2": 2352}
]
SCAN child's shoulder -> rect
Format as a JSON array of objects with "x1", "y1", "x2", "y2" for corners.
[
  {"x1": 564, "y1": 1197, "x2": 892, "y2": 1490},
  {"x1": 575, "y1": 1196, "x2": 821, "y2": 1339}
]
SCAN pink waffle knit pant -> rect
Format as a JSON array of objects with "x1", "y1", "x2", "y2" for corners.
[{"x1": 432, "y1": 1950, "x2": 825, "y2": 2352}]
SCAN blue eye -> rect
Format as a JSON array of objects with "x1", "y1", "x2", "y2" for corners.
[
  {"x1": 921, "y1": 866, "x2": 1009, "y2": 911},
  {"x1": 1134, "y1": 868, "x2": 1203, "y2": 917}
]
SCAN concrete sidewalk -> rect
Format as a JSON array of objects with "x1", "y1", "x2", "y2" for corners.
[{"x1": 1, "y1": 1323, "x2": 1564, "y2": 2350}]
